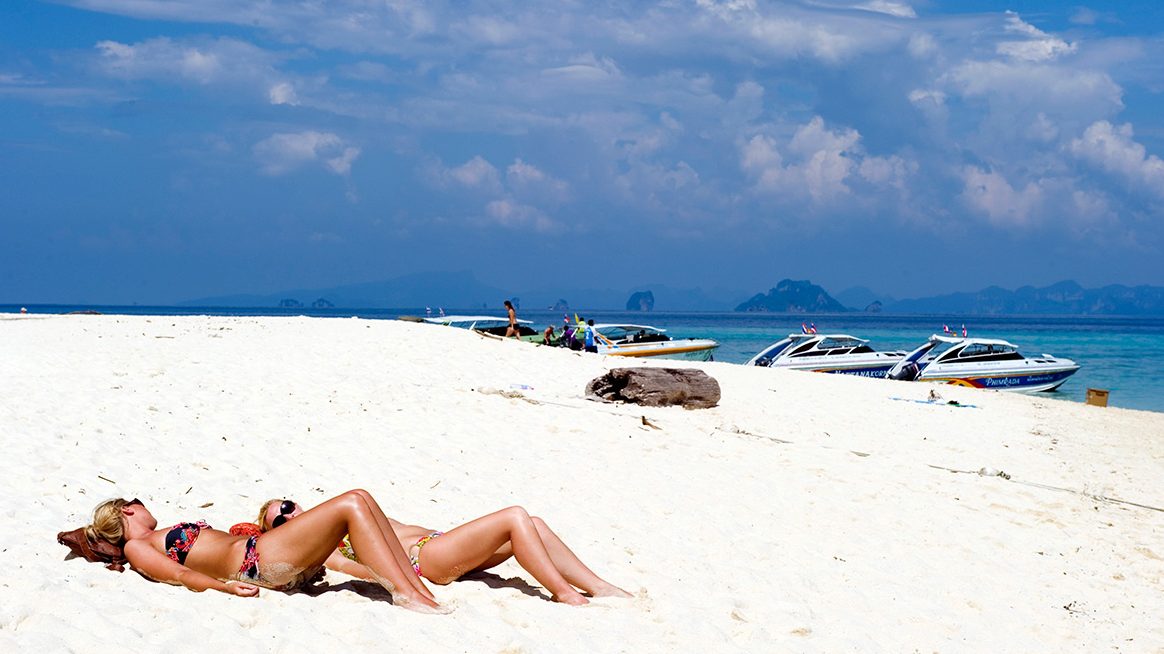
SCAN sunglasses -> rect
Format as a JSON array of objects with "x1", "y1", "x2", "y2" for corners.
[
  {"x1": 271, "y1": 499, "x2": 296, "y2": 528},
  {"x1": 125, "y1": 498, "x2": 143, "y2": 507}
]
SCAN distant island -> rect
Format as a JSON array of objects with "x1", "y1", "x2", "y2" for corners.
[
  {"x1": 861, "y1": 280, "x2": 1164, "y2": 316},
  {"x1": 626, "y1": 291, "x2": 655, "y2": 311},
  {"x1": 730, "y1": 279, "x2": 1164, "y2": 316},
  {"x1": 183, "y1": 272, "x2": 1164, "y2": 316},
  {"x1": 735, "y1": 279, "x2": 847, "y2": 313}
]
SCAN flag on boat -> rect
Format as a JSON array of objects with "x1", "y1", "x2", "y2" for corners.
[
  {"x1": 801, "y1": 323, "x2": 810, "y2": 334},
  {"x1": 810, "y1": 322, "x2": 817, "y2": 334},
  {"x1": 943, "y1": 324, "x2": 952, "y2": 335},
  {"x1": 961, "y1": 324, "x2": 967, "y2": 337}
]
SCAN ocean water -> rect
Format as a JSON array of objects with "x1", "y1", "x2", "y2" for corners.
[{"x1": 6, "y1": 305, "x2": 1163, "y2": 414}]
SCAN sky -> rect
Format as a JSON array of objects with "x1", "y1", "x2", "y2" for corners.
[{"x1": 2, "y1": 0, "x2": 1164, "y2": 304}]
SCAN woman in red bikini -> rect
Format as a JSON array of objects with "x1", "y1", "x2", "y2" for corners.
[
  {"x1": 83, "y1": 490, "x2": 446, "y2": 612},
  {"x1": 258, "y1": 499, "x2": 632, "y2": 606}
]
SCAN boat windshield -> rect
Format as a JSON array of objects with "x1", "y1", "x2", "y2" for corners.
[
  {"x1": 597, "y1": 325, "x2": 670, "y2": 344},
  {"x1": 908, "y1": 339, "x2": 959, "y2": 364},
  {"x1": 755, "y1": 338, "x2": 795, "y2": 361},
  {"x1": 939, "y1": 342, "x2": 1024, "y2": 363},
  {"x1": 789, "y1": 336, "x2": 872, "y2": 357}
]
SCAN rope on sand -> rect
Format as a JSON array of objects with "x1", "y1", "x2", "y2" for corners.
[{"x1": 927, "y1": 464, "x2": 1164, "y2": 514}]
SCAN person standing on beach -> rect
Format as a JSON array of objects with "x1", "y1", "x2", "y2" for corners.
[
  {"x1": 504, "y1": 300, "x2": 519, "y2": 339},
  {"x1": 584, "y1": 319, "x2": 599, "y2": 353}
]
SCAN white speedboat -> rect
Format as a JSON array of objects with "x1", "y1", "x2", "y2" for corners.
[
  {"x1": 592, "y1": 324, "x2": 719, "y2": 361},
  {"x1": 421, "y1": 314, "x2": 539, "y2": 339},
  {"x1": 886, "y1": 334, "x2": 1080, "y2": 392},
  {"x1": 744, "y1": 333, "x2": 906, "y2": 378}
]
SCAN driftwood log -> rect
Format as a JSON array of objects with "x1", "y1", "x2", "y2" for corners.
[{"x1": 586, "y1": 367, "x2": 720, "y2": 408}]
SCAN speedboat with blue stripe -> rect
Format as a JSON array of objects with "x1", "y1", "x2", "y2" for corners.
[
  {"x1": 886, "y1": 334, "x2": 1080, "y2": 392},
  {"x1": 744, "y1": 333, "x2": 906, "y2": 378}
]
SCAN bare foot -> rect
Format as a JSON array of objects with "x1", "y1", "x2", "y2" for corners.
[
  {"x1": 393, "y1": 593, "x2": 453, "y2": 614},
  {"x1": 553, "y1": 592, "x2": 589, "y2": 606},
  {"x1": 590, "y1": 584, "x2": 633, "y2": 599}
]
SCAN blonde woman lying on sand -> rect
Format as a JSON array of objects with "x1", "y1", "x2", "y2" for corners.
[
  {"x1": 85, "y1": 490, "x2": 446, "y2": 612},
  {"x1": 258, "y1": 498, "x2": 633, "y2": 606}
]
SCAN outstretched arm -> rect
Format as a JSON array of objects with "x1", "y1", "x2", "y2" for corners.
[{"x1": 123, "y1": 540, "x2": 259, "y2": 597}]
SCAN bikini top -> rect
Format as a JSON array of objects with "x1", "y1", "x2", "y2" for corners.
[{"x1": 165, "y1": 520, "x2": 211, "y2": 565}]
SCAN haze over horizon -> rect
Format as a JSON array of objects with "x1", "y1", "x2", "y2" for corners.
[{"x1": 4, "y1": 1, "x2": 1164, "y2": 305}]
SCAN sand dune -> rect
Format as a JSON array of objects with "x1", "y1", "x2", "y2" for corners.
[{"x1": 2, "y1": 314, "x2": 1162, "y2": 652}]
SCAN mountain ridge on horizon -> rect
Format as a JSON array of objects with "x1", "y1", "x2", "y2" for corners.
[
  {"x1": 180, "y1": 270, "x2": 746, "y2": 312},
  {"x1": 179, "y1": 272, "x2": 1164, "y2": 316}
]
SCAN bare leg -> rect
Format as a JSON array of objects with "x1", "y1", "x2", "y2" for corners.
[
  {"x1": 346, "y1": 489, "x2": 437, "y2": 602},
  {"x1": 420, "y1": 507, "x2": 589, "y2": 605},
  {"x1": 259, "y1": 490, "x2": 443, "y2": 612},
  {"x1": 450, "y1": 518, "x2": 630, "y2": 597},
  {"x1": 528, "y1": 517, "x2": 632, "y2": 598}
]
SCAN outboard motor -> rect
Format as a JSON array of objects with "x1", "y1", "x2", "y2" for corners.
[{"x1": 887, "y1": 361, "x2": 919, "y2": 382}]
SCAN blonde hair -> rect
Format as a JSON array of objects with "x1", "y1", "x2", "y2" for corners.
[
  {"x1": 257, "y1": 499, "x2": 282, "y2": 532},
  {"x1": 87, "y1": 498, "x2": 129, "y2": 545}
]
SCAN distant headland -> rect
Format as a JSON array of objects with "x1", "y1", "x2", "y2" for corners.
[
  {"x1": 731, "y1": 279, "x2": 1164, "y2": 315},
  {"x1": 735, "y1": 280, "x2": 847, "y2": 313}
]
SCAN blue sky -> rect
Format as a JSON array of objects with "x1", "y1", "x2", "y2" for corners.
[{"x1": 3, "y1": 0, "x2": 1163, "y2": 304}]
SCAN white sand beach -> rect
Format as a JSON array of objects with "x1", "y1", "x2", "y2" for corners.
[{"x1": 1, "y1": 314, "x2": 1162, "y2": 652}]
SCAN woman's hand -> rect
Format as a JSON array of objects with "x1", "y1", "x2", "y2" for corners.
[{"x1": 225, "y1": 581, "x2": 260, "y2": 597}]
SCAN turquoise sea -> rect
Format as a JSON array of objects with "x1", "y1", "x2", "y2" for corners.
[{"x1": 6, "y1": 305, "x2": 1163, "y2": 414}]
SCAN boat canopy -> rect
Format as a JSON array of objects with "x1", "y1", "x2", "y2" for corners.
[
  {"x1": 902, "y1": 334, "x2": 1022, "y2": 365},
  {"x1": 423, "y1": 315, "x2": 533, "y2": 326},
  {"x1": 786, "y1": 334, "x2": 873, "y2": 356},
  {"x1": 592, "y1": 324, "x2": 666, "y2": 333}
]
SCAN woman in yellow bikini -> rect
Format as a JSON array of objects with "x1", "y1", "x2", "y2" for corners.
[{"x1": 257, "y1": 499, "x2": 632, "y2": 605}]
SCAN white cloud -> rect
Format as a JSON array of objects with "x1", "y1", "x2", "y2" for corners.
[
  {"x1": 612, "y1": 159, "x2": 702, "y2": 214},
  {"x1": 996, "y1": 12, "x2": 1076, "y2": 62},
  {"x1": 959, "y1": 166, "x2": 1044, "y2": 228},
  {"x1": 507, "y1": 159, "x2": 569, "y2": 198},
  {"x1": 908, "y1": 89, "x2": 945, "y2": 107},
  {"x1": 454, "y1": 15, "x2": 521, "y2": 46},
  {"x1": 694, "y1": 0, "x2": 906, "y2": 64},
  {"x1": 741, "y1": 117, "x2": 908, "y2": 204},
  {"x1": 506, "y1": 159, "x2": 546, "y2": 184},
  {"x1": 741, "y1": 133, "x2": 782, "y2": 172},
  {"x1": 541, "y1": 53, "x2": 623, "y2": 83},
  {"x1": 446, "y1": 156, "x2": 501, "y2": 190},
  {"x1": 723, "y1": 81, "x2": 765, "y2": 129},
  {"x1": 1069, "y1": 121, "x2": 1164, "y2": 194},
  {"x1": 1025, "y1": 112, "x2": 1058, "y2": 142},
  {"x1": 853, "y1": 1, "x2": 916, "y2": 19},
  {"x1": 326, "y1": 147, "x2": 361, "y2": 175},
  {"x1": 484, "y1": 199, "x2": 556, "y2": 232},
  {"x1": 858, "y1": 156, "x2": 910, "y2": 189},
  {"x1": 95, "y1": 37, "x2": 280, "y2": 85},
  {"x1": 268, "y1": 82, "x2": 298, "y2": 105},
  {"x1": 252, "y1": 131, "x2": 360, "y2": 176},
  {"x1": 908, "y1": 89, "x2": 948, "y2": 124},
  {"x1": 424, "y1": 156, "x2": 568, "y2": 223},
  {"x1": 940, "y1": 60, "x2": 1123, "y2": 127},
  {"x1": 907, "y1": 33, "x2": 937, "y2": 59}
]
